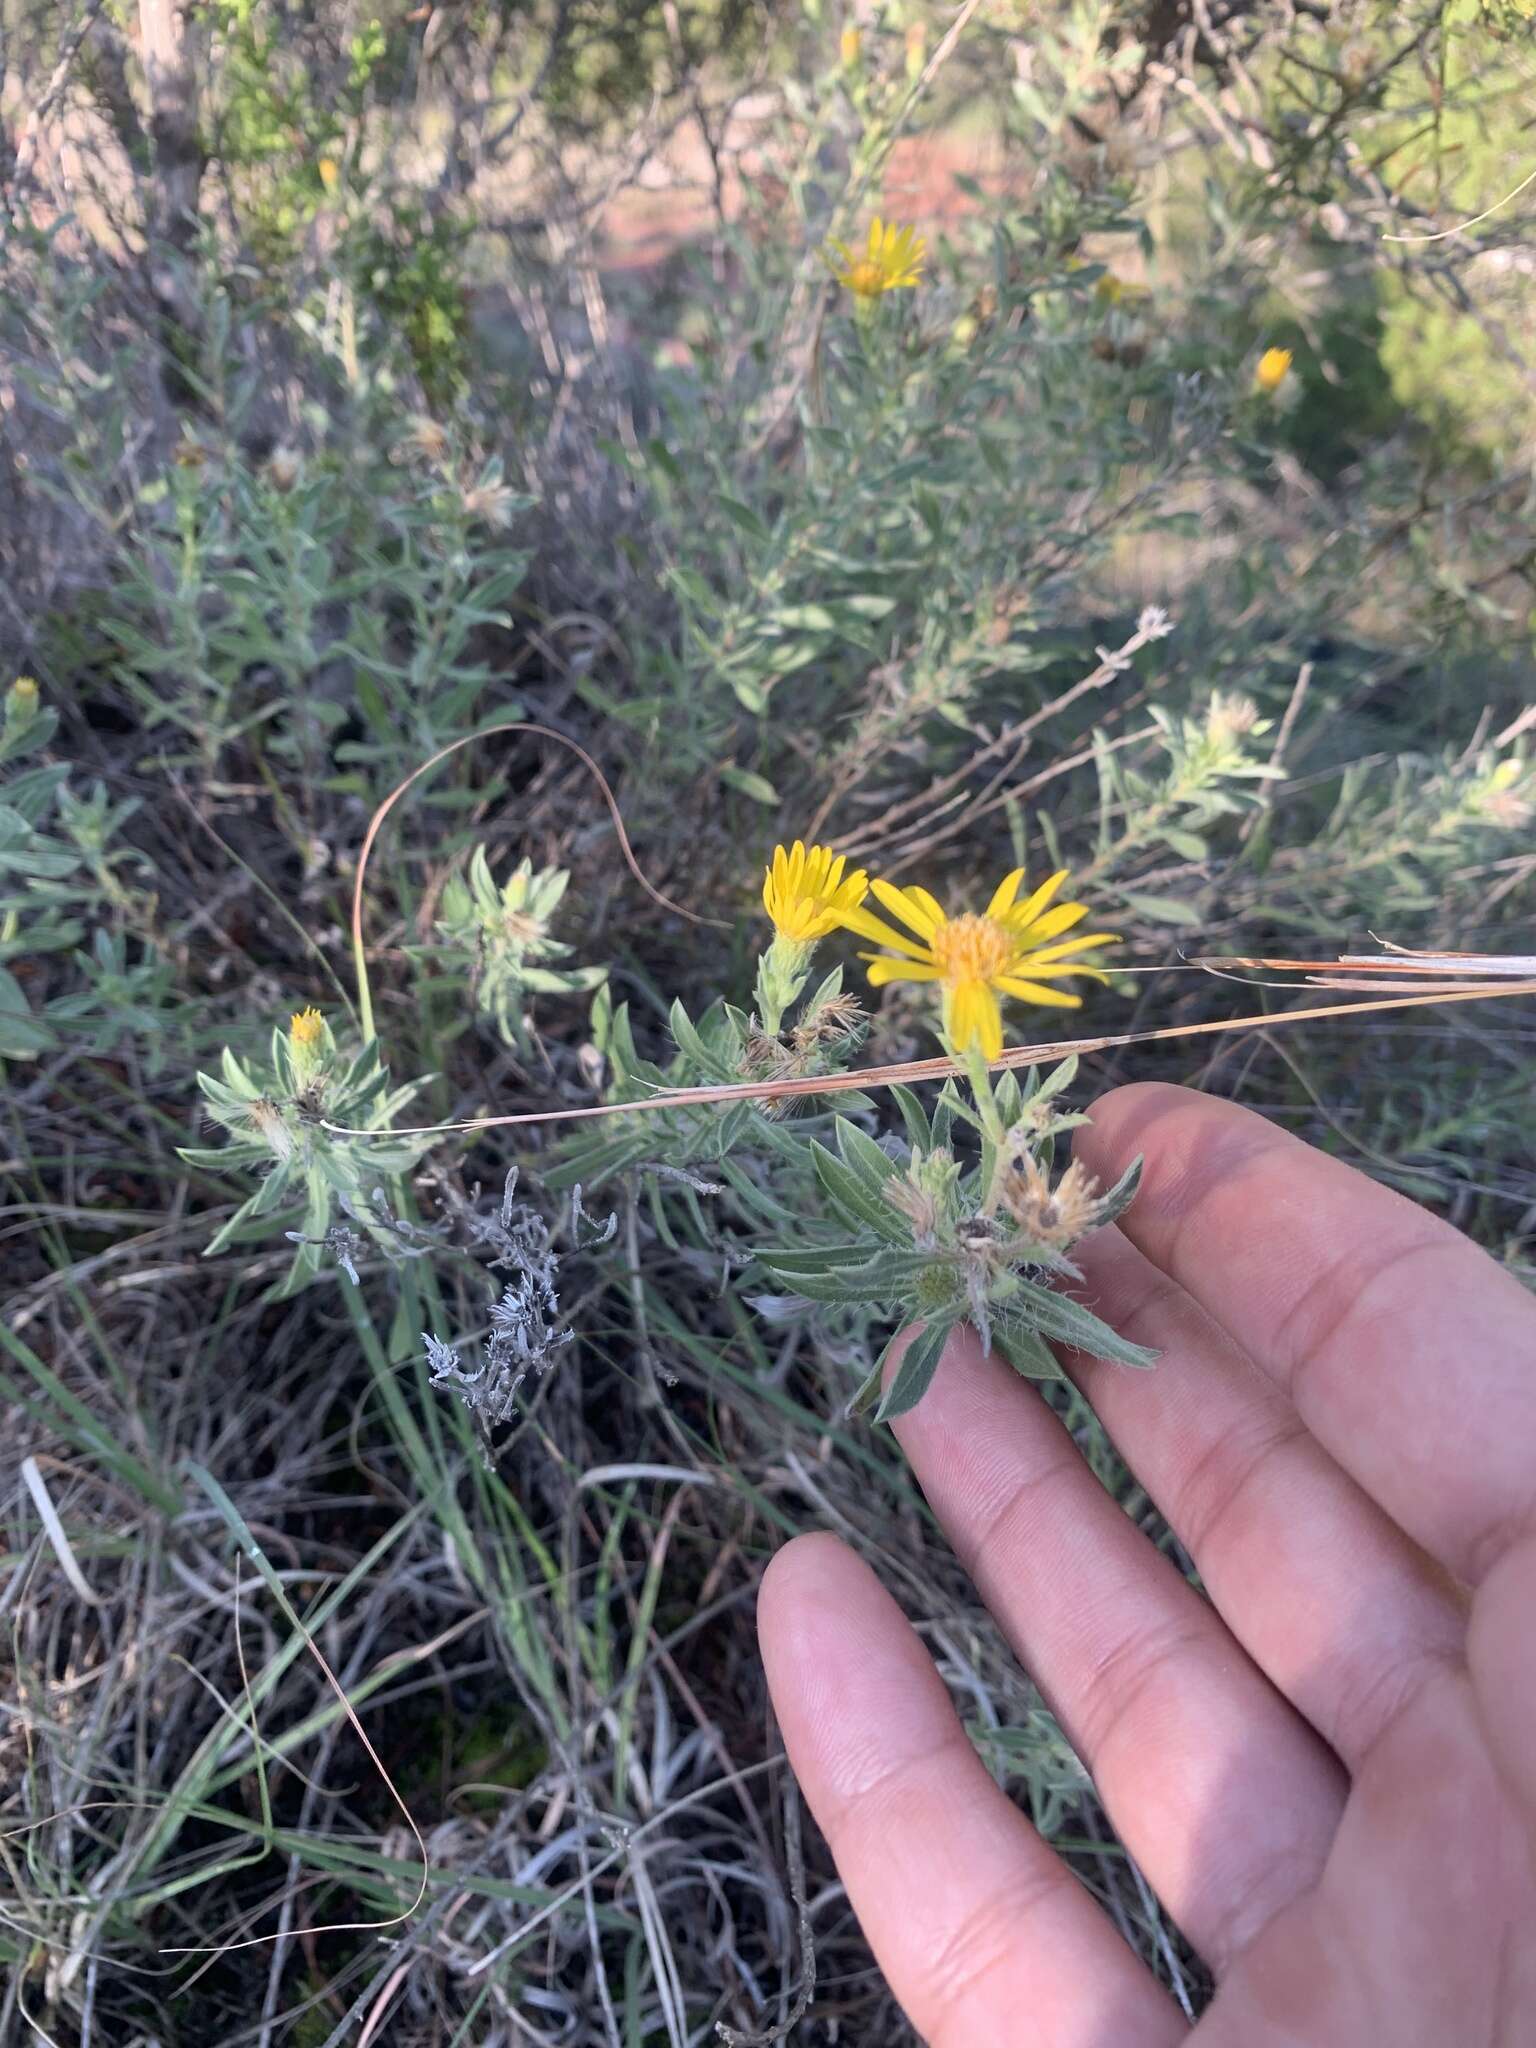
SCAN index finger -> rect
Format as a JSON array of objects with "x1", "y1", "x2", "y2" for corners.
[{"x1": 1074, "y1": 1083, "x2": 1536, "y2": 1589}]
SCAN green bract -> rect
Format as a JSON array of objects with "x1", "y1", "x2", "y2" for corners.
[
  {"x1": 755, "y1": 1059, "x2": 1155, "y2": 1423},
  {"x1": 180, "y1": 1015, "x2": 428, "y2": 1291},
  {"x1": 433, "y1": 847, "x2": 606, "y2": 1051}
]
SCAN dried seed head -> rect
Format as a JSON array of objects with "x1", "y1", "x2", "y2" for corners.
[
  {"x1": 399, "y1": 415, "x2": 450, "y2": 464},
  {"x1": 885, "y1": 1172, "x2": 941, "y2": 1244},
  {"x1": 996, "y1": 1154, "x2": 1102, "y2": 1249},
  {"x1": 246, "y1": 1095, "x2": 294, "y2": 1161},
  {"x1": 791, "y1": 990, "x2": 864, "y2": 1050},
  {"x1": 885, "y1": 1147, "x2": 959, "y2": 1247},
  {"x1": 461, "y1": 480, "x2": 516, "y2": 527},
  {"x1": 1206, "y1": 690, "x2": 1260, "y2": 744}
]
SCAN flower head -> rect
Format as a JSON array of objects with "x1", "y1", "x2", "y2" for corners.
[
  {"x1": 839, "y1": 24, "x2": 862, "y2": 66},
  {"x1": 762, "y1": 841, "x2": 869, "y2": 943},
  {"x1": 843, "y1": 869, "x2": 1116, "y2": 1060},
  {"x1": 1255, "y1": 346, "x2": 1293, "y2": 395},
  {"x1": 825, "y1": 217, "x2": 926, "y2": 301},
  {"x1": 318, "y1": 156, "x2": 340, "y2": 191},
  {"x1": 289, "y1": 1006, "x2": 325, "y2": 1051},
  {"x1": 996, "y1": 1153, "x2": 1102, "y2": 1249}
]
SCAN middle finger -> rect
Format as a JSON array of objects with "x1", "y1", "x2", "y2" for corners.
[
  {"x1": 893, "y1": 1325, "x2": 1347, "y2": 1976},
  {"x1": 1059, "y1": 1224, "x2": 1469, "y2": 1771}
]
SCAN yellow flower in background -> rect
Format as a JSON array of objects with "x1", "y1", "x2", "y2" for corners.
[
  {"x1": 1095, "y1": 272, "x2": 1151, "y2": 307},
  {"x1": 1255, "y1": 346, "x2": 1293, "y2": 395},
  {"x1": 5, "y1": 675, "x2": 39, "y2": 730},
  {"x1": 840, "y1": 24, "x2": 862, "y2": 66},
  {"x1": 318, "y1": 156, "x2": 340, "y2": 191},
  {"x1": 762, "y1": 841, "x2": 869, "y2": 944},
  {"x1": 842, "y1": 869, "x2": 1116, "y2": 1060},
  {"x1": 825, "y1": 217, "x2": 926, "y2": 301}
]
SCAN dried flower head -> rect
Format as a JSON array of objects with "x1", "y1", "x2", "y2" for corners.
[
  {"x1": 790, "y1": 989, "x2": 864, "y2": 1051},
  {"x1": 1470, "y1": 756, "x2": 1535, "y2": 830},
  {"x1": 1206, "y1": 690, "x2": 1260, "y2": 744},
  {"x1": 883, "y1": 1147, "x2": 959, "y2": 1249},
  {"x1": 398, "y1": 415, "x2": 450, "y2": 464},
  {"x1": 245, "y1": 1095, "x2": 295, "y2": 1163},
  {"x1": 461, "y1": 479, "x2": 517, "y2": 527},
  {"x1": 996, "y1": 1154, "x2": 1102, "y2": 1249},
  {"x1": 264, "y1": 446, "x2": 301, "y2": 490}
]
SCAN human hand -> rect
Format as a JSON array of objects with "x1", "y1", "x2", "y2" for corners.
[{"x1": 758, "y1": 1083, "x2": 1536, "y2": 2046}]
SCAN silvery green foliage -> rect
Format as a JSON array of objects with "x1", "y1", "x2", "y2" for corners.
[
  {"x1": 0, "y1": 690, "x2": 159, "y2": 1061},
  {"x1": 431, "y1": 846, "x2": 607, "y2": 1051},
  {"x1": 754, "y1": 1058, "x2": 1154, "y2": 1424},
  {"x1": 424, "y1": 1170, "x2": 615, "y2": 1424},
  {"x1": 180, "y1": 1017, "x2": 428, "y2": 1291}
]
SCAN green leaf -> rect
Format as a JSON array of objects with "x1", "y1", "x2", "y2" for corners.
[
  {"x1": 1010, "y1": 1277, "x2": 1159, "y2": 1368},
  {"x1": 875, "y1": 1321, "x2": 954, "y2": 1423},
  {"x1": 1162, "y1": 829, "x2": 1208, "y2": 862},
  {"x1": 810, "y1": 1141, "x2": 907, "y2": 1244},
  {"x1": 1118, "y1": 891, "x2": 1203, "y2": 927},
  {"x1": 993, "y1": 1321, "x2": 1063, "y2": 1381},
  {"x1": 1093, "y1": 1153, "x2": 1143, "y2": 1229},
  {"x1": 718, "y1": 765, "x2": 780, "y2": 805},
  {"x1": 770, "y1": 602, "x2": 836, "y2": 633},
  {"x1": 0, "y1": 966, "x2": 54, "y2": 1057},
  {"x1": 717, "y1": 494, "x2": 769, "y2": 541},
  {"x1": 834, "y1": 1117, "x2": 898, "y2": 1191},
  {"x1": 890, "y1": 1084, "x2": 931, "y2": 1153}
]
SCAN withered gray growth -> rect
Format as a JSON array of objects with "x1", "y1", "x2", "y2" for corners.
[{"x1": 425, "y1": 1169, "x2": 614, "y2": 1424}]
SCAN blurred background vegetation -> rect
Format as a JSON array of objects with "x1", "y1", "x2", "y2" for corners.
[{"x1": 2, "y1": 1, "x2": 1534, "y2": 2041}]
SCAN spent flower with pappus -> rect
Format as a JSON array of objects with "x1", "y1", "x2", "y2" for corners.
[
  {"x1": 825, "y1": 217, "x2": 926, "y2": 302},
  {"x1": 754, "y1": 1056, "x2": 1154, "y2": 1422},
  {"x1": 180, "y1": 1008, "x2": 429, "y2": 1289},
  {"x1": 842, "y1": 868, "x2": 1117, "y2": 1060},
  {"x1": 431, "y1": 847, "x2": 606, "y2": 1051}
]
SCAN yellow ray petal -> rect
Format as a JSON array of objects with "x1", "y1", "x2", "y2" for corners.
[
  {"x1": 1005, "y1": 869, "x2": 1069, "y2": 932},
  {"x1": 995, "y1": 977, "x2": 1084, "y2": 1007},
  {"x1": 864, "y1": 955, "x2": 944, "y2": 986},
  {"x1": 986, "y1": 868, "x2": 1026, "y2": 919},
  {"x1": 1025, "y1": 932, "x2": 1118, "y2": 965},
  {"x1": 1021, "y1": 900, "x2": 1089, "y2": 944},
  {"x1": 869, "y1": 878, "x2": 941, "y2": 939},
  {"x1": 948, "y1": 980, "x2": 1004, "y2": 1059},
  {"x1": 837, "y1": 904, "x2": 934, "y2": 960}
]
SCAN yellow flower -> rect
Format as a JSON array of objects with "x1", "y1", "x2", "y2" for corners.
[
  {"x1": 825, "y1": 217, "x2": 926, "y2": 301},
  {"x1": 1095, "y1": 272, "x2": 1150, "y2": 307},
  {"x1": 318, "y1": 156, "x2": 340, "y2": 191},
  {"x1": 762, "y1": 841, "x2": 869, "y2": 943},
  {"x1": 840, "y1": 24, "x2": 862, "y2": 66},
  {"x1": 1255, "y1": 346, "x2": 1293, "y2": 395},
  {"x1": 5, "y1": 676, "x2": 39, "y2": 730},
  {"x1": 289, "y1": 1007, "x2": 325, "y2": 1051},
  {"x1": 841, "y1": 869, "x2": 1116, "y2": 1060}
]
